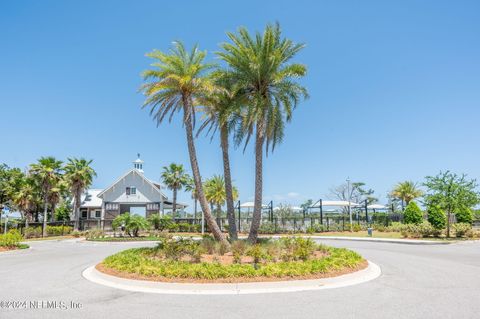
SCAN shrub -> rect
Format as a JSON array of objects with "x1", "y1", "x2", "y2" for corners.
[
  {"x1": 46, "y1": 225, "x2": 73, "y2": 236},
  {"x1": 148, "y1": 214, "x2": 174, "y2": 231},
  {"x1": 112, "y1": 213, "x2": 149, "y2": 237},
  {"x1": 166, "y1": 223, "x2": 179, "y2": 232},
  {"x1": 85, "y1": 229, "x2": 105, "y2": 239},
  {"x1": 71, "y1": 230, "x2": 82, "y2": 238},
  {"x1": 372, "y1": 224, "x2": 386, "y2": 232},
  {"x1": 177, "y1": 222, "x2": 193, "y2": 232},
  {"x1": 306, "y1": 223, "x2": 327, "y2": 233},
  {"x1": 386, "y1": 222, "x2": 405, "y2": 233},
  {"x1": 401, "y1": 221, "x2": 435, "y2": 238},
  {"x1": 427, "y1": 205, "x2": 446, "y2": 230},
  {"x1": 403, "y1": 202, "x2": 424, "y2": 225},
  {"x1": 23, "y1": 227, "x2": 42, "y2": 239},
  {"x1": 231, "y1": 240, "x2": 248, "y2": 263},
  {"x1": 455, "y1": 207, "x2": 474, "y2": 224},
  {"x1": 246, "y1": 244, "x2": 267, "y2": 266},
  {"x1": 258, "y1": 221, "x2": 276, "y2": 234},
  {"x1": 452, "y1": 223, "x2": 472, "y2": 238},
  {"x1": 0, "y1": 229, "x2": 23, "y2": 247}
]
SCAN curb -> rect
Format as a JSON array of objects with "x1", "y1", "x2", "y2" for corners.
[
  {"x1": 82, "y1": 261, "x2": 381, "y2": 295},
  {"x1": 304, "y1": 236, "x2": 453, "y2": 245}
]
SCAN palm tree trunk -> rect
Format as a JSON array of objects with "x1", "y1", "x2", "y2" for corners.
[
  {"x1": 74, "y1": 191, "x2": 81, "y2": 231},
  {"x1": 220, "y1": 125, "x2": 238, "y2": 240},
  {"x1": 50, "y1": 203, "x2": 56, "y2": 222},
  {"x1": 172, "y1": 188, "x2": 177, "y2": 214},
  {"x1": 194, "y1": 198, "x2": 198, "y2": 222},
  {"x1": 42, "y1": 195, "x2": 48, "y2": 237},
  {"x1": 248, "y1": 124, "x2": 265, "y2": 243},
  {"x1": 182, "y1": 98, "x2": 227, "y2": 245}
]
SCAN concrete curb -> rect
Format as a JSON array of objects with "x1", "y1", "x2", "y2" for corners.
[
  {"x1": 303, "y1": 236, "x2": 453, "y2": 245},
  {"x1": 82, "y1": 261, "x2": 381, "y2": 295}
]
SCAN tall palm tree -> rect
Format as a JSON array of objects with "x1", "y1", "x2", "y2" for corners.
[
  {"x1": 391, "y1": 181, "x2": 423, "y2": 210},
  {"x1": 30, "y1": 157, "x2": 63, "y2": 237},
  {"x1": 140, "y1": 41, "x2": 228, "y2": 245},
  {"x1": 161, "y1": 163, "x2": 190, "y2": 214},
  {"x1": 10, "y1": 173, "x2": 39, "y2": 228},
  {"x1": 204, "y1": 175, "x2": 239, "y2": 222},
  {"x1": 64, "y1": 158, "x2": 96, "y2": 231},
  {"x1": 47, "y1": 178, "x2": 68, "y2": 222},
  {"x1": 198, "y1": 72, "x2": 243, "y2": 240},
  {"x1": 218, "y1": 23, "x2": 308, "y2": 242}
]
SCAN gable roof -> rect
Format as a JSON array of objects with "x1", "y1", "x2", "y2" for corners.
[{"x1": 96, "y1": 169, "x2": 167, "y2": 200}]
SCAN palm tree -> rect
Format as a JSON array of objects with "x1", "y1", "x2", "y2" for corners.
[
  {"x1": 140, "y1": 41, "x2": 228, "y2": 245},
  {"x1": 184, "y1": 176, "x2": 198, "y2": 220},
  {"x1": 204, "y1": 175, "x2": 239, "y2": 223},
  {"x1": 47, "y1": 178, "x2": 68, "y2": 222},
  {"x1": 11, "y1": 174, "x2": 39, "y2": 228},
  {"x1": 391, "y1": 181, "x2": 423, "y2": 210},
  {"x1": 198, "y1": 72, "x2": 243, "y2": 240},
  {"x1": 30, "y1": 157, "x2": 63, "y2": 237},
  {"x1": 64, "y1": 158, "x2": 96, "y2": 231},
  {"x1": 161, "y1": 163, "x2": 190, "y2": 214},
  {"x1": 218, "y1": 23, "x2": 308, "y2": 242}
]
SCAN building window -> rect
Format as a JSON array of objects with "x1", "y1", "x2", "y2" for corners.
[
  {"x1": 130, "y1": 187, "x2": 136, "y2": 195},
  {"x1": 126, "y1": 187, "x2": 130, "y2": 195},
  {"x1": 81, "y1": 210, "x2": 88, "y2": 219},
  {"x1": 94, "y1": 210, "x2": 101, "y2": 219}
]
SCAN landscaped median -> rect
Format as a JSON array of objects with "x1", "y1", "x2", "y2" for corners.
[
  {"x1": 96, "y1": 236, "x2": 366, "y2": 283},
  {"x1": 0, "y1": 229, "x2": 29, "y2": 252}
]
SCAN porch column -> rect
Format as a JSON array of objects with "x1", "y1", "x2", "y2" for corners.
[{"x1": 100, "y1": 202, "x2": 106, "y2": 230}]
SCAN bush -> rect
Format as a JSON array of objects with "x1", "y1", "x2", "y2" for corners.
[
  {"x1": 455, "y1": 207, "x2": 474, "y2": 224},
  {"x1": 85, "y1": 229, "x2": 105, "y2": 239},
  {"x1": 112, "y1": 213, "x2": 149, "y2": 237},
  {"x1": 148, "y1": 214, "x2": 174, "y2": 231},
  {"x1": 0, "y1": 229, "x2": 23, "y2": 248},
  {"x1": 452, "y1": 223, "x2": 472, "y2": 238},
  {"x1": 401, "y1": 221, "x2": 435, "y2": 238},
  {"x1": 23, "y1": 227, "x2": 42, "y2": 239},
  {"x1": 306, "y1": 223, "x2": 327, "y2": 234},
  {"x1": 427, "y1": 205, "x2": 446, "y2": 230},
  {"x1": 386, "y1": 222, "x2": 405, "y2": 233},
  {"x1": 46, "y1": 225, "x2": 73, "y2": 236},
  {"x1": 403, "y1": 202, "x2": 424, "y2": 225},
  {"x1": 258, "y1": 221, "x2": 276, "y2": 234}
]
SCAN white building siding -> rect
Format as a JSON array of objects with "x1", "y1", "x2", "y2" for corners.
[{"x1": 101, "y1": 170, "x2": 162, "y2": 204}]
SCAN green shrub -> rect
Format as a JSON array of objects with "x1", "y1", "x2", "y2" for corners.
[
  {"x1": 258, "y1": 221, "x2": 276, "y2": 234},
  {"x1": 166, "y1": 223, "x2": 179, "y2": 232},
  {"x1": 401, "y1": 221, "x2": 435, "y2": 238},
  {"x1": 455, "y1": 207, "x2": 474, "y2": 224},
  {"x1": 148, "y1": 215, "x2": 174, "y2": 231},
  {"x1": 427, "y1": 205, "x2": 446, "y2": 230},
  {"x1": 246, "y1": 244, "x2": 267, "y2": 266},
  {"x1": 46, "y1": 225, "x2": 73, "y2": 236},
  {"x1": 85, "y1": 229, "x2": 105, "y2": 239},
  {"x1": 0, "y1": 229, "x2": 23, "y2": 247},
  {"x1": 112, "y1": 213, "x2": 149, "y2": 237},
  {"x1": 453, "y1": 223, "x2": 472, "y2": 238},
  {"x1": 306, "y1": 223, "x2": 327, "y2": 233},
  {"x1": 372, "y1": 224, "x2": 386, "y2": 232},
  {"x1": 177, "y1": 222, "x2": 193, "y2": 232},
  {"x1": 386, "y1": 222, "x2": 405, "y2": 232},
  {"x1": 403, "y1": 202, "x2": 424, "y2": 225},
  {"x1": 23, "y1": 226, "x2": 42, "y2": 239}
]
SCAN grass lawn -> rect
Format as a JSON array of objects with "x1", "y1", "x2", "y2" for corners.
[{"x1": 24, "y1": 235, "x2": 77, "y2": 242}]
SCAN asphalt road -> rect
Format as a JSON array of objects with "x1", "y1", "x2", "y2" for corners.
[{"x1": 0, "y1": 238, "x2": 479, "y2": 319}]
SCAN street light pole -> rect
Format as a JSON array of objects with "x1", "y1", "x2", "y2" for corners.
[{"x1": 347, "y1": 178, "x2": 352, "y2": 232}]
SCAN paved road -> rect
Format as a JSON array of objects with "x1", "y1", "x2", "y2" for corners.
[{"x1": 1, "y1": 239, "x2": 479, "y2": 319}]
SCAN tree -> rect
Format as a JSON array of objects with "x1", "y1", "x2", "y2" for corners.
[
  {"x1": 329, "y1": 181, "x2": 377, "y2": 214},
  {"x1": 427, "y1": 205, "x2": 446, "y2": 230},
  {"x1": 141, "y1": 41, "x2": 228, "y2": 245},
  {"x1": 204, "y1": 175, "x2": 239, "y2": 234},
  {"x1": 30, "y1": 157, "x2": 63, "y2": 237},
  {"x1": 300, "y1": 199, "x2": 313, "y2": 214},
  {"x1": 403, "y1": 201, "x2": 423, "y2": 225},
  {"x1": 198, "y1": 71, "x2": 243, "y2": 240},
  {"x1": 391, "y1": 181, "x2": 423, "y2": 210},
  {"x1": 218, "y1": 23, "x2": 308, "y2": 242},
  {"x1": 424, "y1": 171, "x2": 480, "y2": 237},
  {"x1": 455, "y1": 206, "x2": 474, "y2": 224},
  {"x1": 112, "y1": 213, "x2": 149, "y2": 237},
  {"x1": 10, "y1": 173, "x2": 40, "y2": 228},
  {"x1": 184, "y1": 176, "x2": 198, "y2": 220},
  {"x1": 64, "y1": 158, "x2": 96, "y2": 231},
  {"x1": 161, "y1": 163, "x2": 190, "y2": 214}
]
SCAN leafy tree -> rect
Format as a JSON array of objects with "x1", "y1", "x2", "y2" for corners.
[
  {"x1": 329, "y1": 181, "x2": 377, "y2": 214},
  {"x1": 141, "y1": 41, "x2": 227, "y2": 245},
  {"x1": 55, "y1": 201, "x2": 71, "y2": 222},
  {"x1": 427, "y1": 205, "x2": 446, "y2": 230},
  {"x1": 403, "y1": 201, "x2": 423, "y2": 225},
  {"x1": 423, "y1": 171, "x2": 480, "y2": 237},
  {"x1": 218, "y1": 23, "x2": 308, "y2": 242},
  {"x1": 10, "y1": 173, "x2": 41, "y2": 227},
  {"x1": 30, "y1": 157, "x2": 63, "y2": 237},
  {"x1": 112, "y1": 213, "x2": 149, "y2": 237},
  {"x1": 64, "y1": 158, "x2": 96, "y2": 231},
  {"x1": 391, "y1": 181, "x2": 423, "y2": 210},
  {"x1": 455, "y1": 206, "x2": 474, "y2": 224},
  {"x1": 300, "y1": 199, "x2": 313, "y2": 214},
  {"x1": 161, "y1": 163, "x2": 190, "y2": 214},
  {"x1": 198, "y1": 71, "x2": 244, "y2": 240}
]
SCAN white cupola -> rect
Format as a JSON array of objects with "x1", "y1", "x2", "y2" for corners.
[{"x1": 133, "y1": 153, "x2": 144, "y2": 174}]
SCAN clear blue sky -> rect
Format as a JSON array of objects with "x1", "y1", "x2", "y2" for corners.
[{"x1": 1, "y1": 0, "x2": 479, "y2": 208}]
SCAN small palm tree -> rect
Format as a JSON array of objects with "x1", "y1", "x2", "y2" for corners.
[
  {"x1": 218, "y1": 23, "x2": 308, "y2": 242},
  {"x1": 204, "y1": 175, "x2": 239, "y2": 221},
  {"x1": 140, "y1": 41, "x2": 228, "y2": 245},
  {"x1": 161, "y1": 163, "x2": 190, "y2": 214},
  {"x1": 64, "y1": 158, "x2": 96, "y2": 231},
  {"x1": 30, "y1": 157, "x2": 63, "y2": 237},
  {"x1": 391, "y1": 181, "x2": 423, "y2": 210}
]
